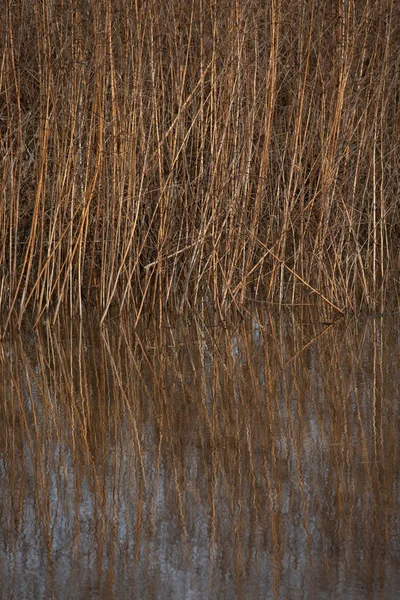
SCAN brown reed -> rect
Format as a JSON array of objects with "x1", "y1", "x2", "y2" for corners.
[{"x1": 1, "y1": 0, "x2": 400, "y2": 330}]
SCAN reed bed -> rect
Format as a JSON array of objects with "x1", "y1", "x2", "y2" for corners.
[
  {"x1": 1, "y1": 0, "x2": 400, "y2": 328},
  {"x1": 0, "y1": 311, "x2": 398, "y2": 597}
]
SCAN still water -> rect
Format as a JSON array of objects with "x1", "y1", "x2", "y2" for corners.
[{"x1": 0, "y1": 309, "x2": 399, "y2": 599}]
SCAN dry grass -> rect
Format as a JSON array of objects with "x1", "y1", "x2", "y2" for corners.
[{"x1": 1, "y1": 0, "x2": 400, "y2": 328}]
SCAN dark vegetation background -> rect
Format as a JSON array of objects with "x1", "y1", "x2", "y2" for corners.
[{"x1": 1, "y1": 0, "x2": 400, "y2": 326}]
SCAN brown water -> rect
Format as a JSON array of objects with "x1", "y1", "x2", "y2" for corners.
[{"x1": 0, "y1": 309, "x2": 399, "y2": 599}]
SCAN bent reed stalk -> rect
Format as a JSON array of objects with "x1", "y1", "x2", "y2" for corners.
[{"x1": 1, "y1": 0, "x2": 400, "y2": 328}]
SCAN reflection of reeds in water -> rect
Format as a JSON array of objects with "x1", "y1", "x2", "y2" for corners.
[{"x1": 0, "y1": 311, "x2": 399, "y2": 598}]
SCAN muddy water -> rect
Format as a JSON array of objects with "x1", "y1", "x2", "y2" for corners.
[{"x1": 0, "y1": 310, "x2": 399, "y2": 599}]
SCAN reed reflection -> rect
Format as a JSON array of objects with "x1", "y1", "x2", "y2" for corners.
[{"x1": 0, "y1": 310, "x2": 399, "y2": 599}]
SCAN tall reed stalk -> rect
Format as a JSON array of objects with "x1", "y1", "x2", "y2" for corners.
[{"x1": 1, "y1": 0, "x2": 399, "y2": 328}]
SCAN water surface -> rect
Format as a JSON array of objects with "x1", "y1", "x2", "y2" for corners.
[{"x1": 0, "y1": 310, "x2": 399, "y2": 599}]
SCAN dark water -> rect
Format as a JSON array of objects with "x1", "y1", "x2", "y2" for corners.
[{"x1": 0, "y1": 310, "x2": 399, "y2": 599}]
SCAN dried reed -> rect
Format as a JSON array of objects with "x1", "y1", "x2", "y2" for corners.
[{"x1": 1, "y1": 0, "x2": 400, "y2": 329}]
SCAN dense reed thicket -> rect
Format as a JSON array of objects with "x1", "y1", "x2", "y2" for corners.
[{"x1": 1, "y1": 0, "x2": 400, "y2": 327}]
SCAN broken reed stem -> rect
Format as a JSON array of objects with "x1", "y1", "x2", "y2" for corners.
[{"x1": 242, "y1": 230, "x2": 345, "y2": 317}]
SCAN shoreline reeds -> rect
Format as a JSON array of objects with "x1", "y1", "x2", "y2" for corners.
[{"x1": 1, "y1": 0, "x2": 400, "y2": 329}]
